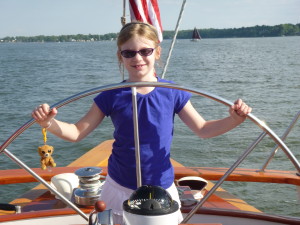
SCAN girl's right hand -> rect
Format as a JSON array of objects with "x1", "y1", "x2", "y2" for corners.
[{"x1": 32, "y1": 104, "x2": 57, "y2": 128}]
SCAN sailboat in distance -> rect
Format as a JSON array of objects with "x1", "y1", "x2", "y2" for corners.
[{"x1": 191, "y1": 27, "x2": 201, "y2": 41}]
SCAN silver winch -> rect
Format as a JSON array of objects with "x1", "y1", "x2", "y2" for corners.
[{"x1": 74, "y1": 167, "x2": 103, "y2": 206}]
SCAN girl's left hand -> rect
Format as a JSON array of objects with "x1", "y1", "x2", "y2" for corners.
[{"x1": 230, "y1": 99, "x2": 252, "y2": 122}]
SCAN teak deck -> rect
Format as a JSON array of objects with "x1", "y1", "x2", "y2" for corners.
[
  {"x1": 1, "y1": 139, "x2": 299, "y2": 224},
  {"x1": 0, "y1": 140, "x2": 300, "y2": 225},
  {"x1": 0, "y1": 140, "x2": 260, "y2": 216}
]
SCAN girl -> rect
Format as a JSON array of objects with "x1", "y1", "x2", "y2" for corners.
[{"x1": 32, "y1": 22, "x2": 252, "y2": 224}]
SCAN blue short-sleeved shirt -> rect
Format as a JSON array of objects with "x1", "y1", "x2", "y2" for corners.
[{"x1": 94, "y1": 77, "x2": 191, "y2": 190}]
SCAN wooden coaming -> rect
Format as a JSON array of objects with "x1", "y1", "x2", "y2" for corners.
[
  {"x1": 1, "y1": 139, "x2": 299, "y2": 224},
  {"x1": 1, "y1": 167, "x2": 299, "y2": 186}
]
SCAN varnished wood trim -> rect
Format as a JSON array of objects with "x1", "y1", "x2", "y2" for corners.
[
  {"x1": 1, "y1": 166, "x2": 299, "y2": 186},
  {"x1": 173, "y1": 167, "x2": 300, "y2": 186},
  {"x1": 0, "y1": 208, "x2": 90, "y2": 222}
]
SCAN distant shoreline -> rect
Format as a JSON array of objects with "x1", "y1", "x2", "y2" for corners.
[{"x1": 1, "y1": 23, "x2": 299, "y2": 43}]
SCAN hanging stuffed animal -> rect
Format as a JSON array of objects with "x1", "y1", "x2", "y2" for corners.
[{"x1": 38, "y1": 128, "x2": 56, "y2": 170}]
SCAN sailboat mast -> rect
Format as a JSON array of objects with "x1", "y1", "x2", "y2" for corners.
[{"x1": 121, "y1": 0, "x2": 126, "y2": 26}]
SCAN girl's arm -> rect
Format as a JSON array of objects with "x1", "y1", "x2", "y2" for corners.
[
  {"x1": 32, "y1": 103, "x2": 105, "y2": 142},
  {"x1": 178, "y1": 99, "x2": 252, "y2": 139}
]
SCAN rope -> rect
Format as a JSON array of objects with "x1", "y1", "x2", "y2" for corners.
[
  {"x1": 161, "y1": 0, "x2": 187, "y2": 79},
  {"x1": 42, "y1": 128, "x2": 47, "y2": 145}
]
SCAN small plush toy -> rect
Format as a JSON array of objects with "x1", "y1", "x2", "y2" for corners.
[
  {"x1": 38, "y1": 144, "x2": 56, "y2": 170},
  {"x1": 38, "y1": 128, "x2": 56, "y2": 170}
]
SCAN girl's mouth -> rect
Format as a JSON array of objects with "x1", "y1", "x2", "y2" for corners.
[{"x1": 133, "y1": 64, "x2": 145, "y2": 69}]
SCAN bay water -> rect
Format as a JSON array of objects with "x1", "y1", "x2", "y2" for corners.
[{"x1": 0, "y1": 37, "x2": 299, "y2": 216}]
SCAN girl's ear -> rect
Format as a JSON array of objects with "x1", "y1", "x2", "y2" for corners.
[{"x1": 155, "y1": 46, "x2": 161, "y2": 60}]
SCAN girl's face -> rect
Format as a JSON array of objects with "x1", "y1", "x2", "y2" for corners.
[{"x1": 118, "y1": 36, "x2": 161, "y2": 81}]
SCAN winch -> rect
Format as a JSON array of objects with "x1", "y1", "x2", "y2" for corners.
[{"x1": 74, "y1": 167, "x2": 103, "y2": 206}]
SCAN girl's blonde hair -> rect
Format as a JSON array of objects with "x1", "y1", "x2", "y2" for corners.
[{"x1": 117, "y1": 22, "x2": 160, "y2": 50}]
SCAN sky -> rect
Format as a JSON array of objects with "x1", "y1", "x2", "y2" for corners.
[{"x1": 0, "y1": 0, "x2": 299, "y2": 38}]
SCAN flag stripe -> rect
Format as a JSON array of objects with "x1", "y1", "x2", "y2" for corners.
[{"x1": 129, "y1": 0, "x2": 163, "y2": 42}]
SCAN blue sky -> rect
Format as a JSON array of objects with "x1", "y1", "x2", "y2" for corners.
[{"x1": 1, "y1": 0, "x2": 299, "y2": 38}]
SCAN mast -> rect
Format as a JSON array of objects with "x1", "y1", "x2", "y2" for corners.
[{"x1": 121, "y1": 0, "x2": 126, "y2": 26}]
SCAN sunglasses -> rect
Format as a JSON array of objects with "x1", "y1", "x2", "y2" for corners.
[{"x1": 120, "y1": 48, "x2": 155, "y2": 58}]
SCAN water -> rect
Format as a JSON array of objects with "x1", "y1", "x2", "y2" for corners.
[{"x1": 0, "y1": 37, "x2": 299, "y2": 217}]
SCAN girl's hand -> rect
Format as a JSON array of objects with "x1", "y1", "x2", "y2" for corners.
[
  {"x1": 229, "y1": 99, "x2": 252, "y2": 123},
  {"x1": 32, "y1": 103, "x2": 57, "y2": 128}
]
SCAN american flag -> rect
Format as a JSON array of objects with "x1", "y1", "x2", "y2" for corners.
[{"x1": 129, "y1": 0, "x2": 163, "y2": 42}]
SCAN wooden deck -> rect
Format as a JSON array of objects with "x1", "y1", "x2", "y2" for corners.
[
  {"x1": 0, "y1": 139, "x2": 263, "y2": 216},
  {"x1": 1, "y1": 140, "x2": 300, "y2": 224}
]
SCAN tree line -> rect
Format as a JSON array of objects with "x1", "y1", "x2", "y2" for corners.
[
  {"x1": 1, "y1": 23, "x2": 299, "y2": 43},
  {"x1": 171, "y1": 23, "x2": 300, "y2": 39}
]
